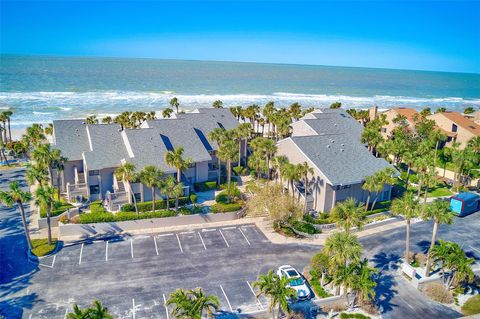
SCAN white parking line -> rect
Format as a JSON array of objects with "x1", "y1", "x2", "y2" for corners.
[
  {"x1": 246, "y1": 281, "x2": 263, "y2": 309},
  {"x1": 238, "y1": 228, "x2": 251, "y2": 246},
  {"x1": 163, "y1": 294, "x2": 170, "y2": 319},
  {"x1": 201, "y1": 228, "x2": 217, "y2": 232},
  {"x1": 130, "y1": 238, "x2": 134, "y2": 259},
  {"x1": 79, "y1": 243, "x2": 84, "y2": 265},
  {"x1": 220, "y1": 285, "x2": 233, "y2": 312},
  {"x1": 157, "y1": 233, "x2": 174, "y2": 237},
  {"x1": 198, "y1": 232, "x2": 207, "y2": 250},
  {"x1": 105, "y1": 241, "x2": 109, "y2": 261},
  {"x1": 64, "y1": 304, "x2": 69, "y2": 318},
  {"x1": 222, "y1": 226, "x2": 237, "y2": 230},
  {"x1": 179, "y1": 231, "x2": 195, "y2": 235},
  {"x1": 176, "y1": 234, "x2": 184, "y2": 253},
  {"x1": 218, "y1": 230, "x2": 230, "y2": 247},
  {"x1": 28, "y1": 313, "x2": 32, "y2": 319},
  {"x1": 241, "y1": 224, "x2": 256, "y2": 228},
  {"x1": 51, "y1": 255, "x2": 57, "y2": 268},
  {"x1": 154, "y1": 236, "x2": 159, "y2": 255},
  {"x1": 132, "y1": 298, "x2": 136, "y2": 319}
]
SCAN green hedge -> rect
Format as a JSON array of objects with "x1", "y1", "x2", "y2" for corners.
[
  {"x1": 215, "y1": 188, "x2": 241, "y2": 203},
  {"x1": 210, "y1": 202, "x2": 243, "y2": 213},
  {"x1": 291, "y1": 220, "x2": 321, "y2": 235},
  {"x1": 40, "y1": 202, "x2": 74, "y2": 218},
  {"x1": 194, "y1": 181, "x2": 217, "y2": 192},
  {"x1": 190, "y1": 193, "x2": 198, "y2": 203},
  {"x1": 462, "y1": 295, "x2": 480, "y2": 316},
  {"x1": 79, "y1": 209, "x2": 178, "y2": 224},
  {"x1": 31, "y1": 238, "x2": 57, "y2": 256},
  {"x1": 121, "y1": 196, "x2": 190, "y2": 212},
  {"x1": 340, "y1": 313, "x2": 371, "y2": 319},
  {"x1": 303, "y1": 214, "x2": 332, "y2": 225}
]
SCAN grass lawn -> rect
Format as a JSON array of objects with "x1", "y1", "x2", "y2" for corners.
[
  {"x1": 427, "y1": 186, "x2": 453, "y2": 198},
  {"x1": 31, "y1": 238, "x2": 58, "y2": 257},
  {"x1": 462, "y1": 295, "x2": 480, "y2": 316}
]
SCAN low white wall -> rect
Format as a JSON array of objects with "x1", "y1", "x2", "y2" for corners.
[{"x1": 38, "y1": 207, "x2": 80, "y2": 229}]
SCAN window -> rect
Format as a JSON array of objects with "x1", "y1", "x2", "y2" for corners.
[
  {"x1": 89, "y1": 170, "x2": 99, "y2": 176},
  {"x1": 89, "y1": 185, "x2": 100, "y2": 194},
  {"x1": 134, "y1": 193, "x2": 141, "y2": 202},
  {"x1": 452, "y1": 124, "x2": 458, "y2": 132}
]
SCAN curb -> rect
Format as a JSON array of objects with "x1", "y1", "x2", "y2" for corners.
[{"x1": 27, "y1": 240, "x2": 61, "y2": 267}]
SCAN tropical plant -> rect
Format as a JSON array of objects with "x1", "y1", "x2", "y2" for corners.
[
  {"x1": 430, "y1": 240, "x2": 474, "y2": 290},
  {"x1": 44, "y1": 123, "x2": 54, "y2": 136},
  {"x1": 26, "y1": 164, "x2": 49, "y2": 187},
  {"x1": 0, "y1": 181, "x2": 33, "y2": 250},
  {"x1": 391, "y1": 193, "x2": 420, "y2": 264},
  {"x1": 160, "y1": 175, "x2": 177, "y2": 210},
  {"x1": 53, "y1": 155, "x2": 68, "y2": 199},
  {"x1": 165, "y1": 147, "x2": 192, "y2": 210},
  {"x1": 253, "y1": 269, "x2": 296, "y2": 319},
  {"x1": 208, "y1": 127, "x2": 228, "y2": 184},
  {"x1": 162, "y1": 107, "x2": 174, "y2": 119},
  {"x1": 67, "y1": 300, "x2": 113, "y2": 319},
  {"x1": 170, "y1": 97, "x2": 180, "y2": 114},
  {"x1": 370, "y1": 167, "x2": 396, "y2": 211},
  {"x1": 115, "y1": 162, "x2": 138, "y2": 215},
  {"x1": 166, "y1": 288, "x2": 219, "y2": 319},
  {"x1": 311, "y1": 251, "x2": 330, "y2": 287},
  {"x1": 212, "y1": 100, "x2": 223, "y2": 108},
  {"x1": 217, "y1": 140, "x2": 237, "y2": 203},
  {"x1": 86, "y1": 115, "x2": 98, "y2": 124},
  {"x1": 34, "y1": 185, "x2": 55, "y2": 245},
  {"x1": 235, "y1": 123, "x2": 251, "y2": 167},
  {"x1": 138, "y1": 166, "x2": 164, "y2": 212},
  {"x1": 463, "y1": 106, "x2": 475, "y2": 114},
  {"x1": 31, "y1": 143, "x2": 62, "y2": 184},
  {"x1": 330, "y1": 198, "x2": 367, "y2": 233},
  {"x1": 330, "y1": 102, "x2": 342, "y2": 109},
  {"x1": 421, "y1": 201, "x2": 455, "y2": 277},
  {"x1": 101, "y1": 116, "x2": 113, "y2": 124}
]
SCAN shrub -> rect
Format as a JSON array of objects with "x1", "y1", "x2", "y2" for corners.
[
  {"x1": 90, "y1": 201, "x2": 105, "y2": 214},
  {"x1": 194, "y1": 181, "x2": 217, "y2": 192},
  {"x1": 233, "y1": 166, "x2": 248, "y2": 176},
  {"x1": 40, "y1": 201, "x2": 74, "y2": 218},
  {"x1": 422, "y1": 282, "x2": 454, "y2": 304},
  {"x1": 190, "y1": 193, "x2": 198, "y2": 203},
  {"x1": 309, "y1": 270, "x2": 331, "y2": 298},
  {"x1": 79, "y1": 209, "x2": 177, "y2": 224},
  {"x1": 215, "y1": 187, "x2": 241, "y2": 203},
  {"x1": 414, "y1": 252, "x2": 427, "y2": 267},
  {"x1": 340, "y1": 313, "x2": 371, "y2": 319},
  {"x1": 291, "y1": 220, "x2": 320, "y2": 235},
  {"x1": 31, "y1": 238, "x2": 57, "y2": 257},
  {"x1": 462, "y1": 295, "x2": 480, "y2": 316},
  {"x1": 303, "y1": 214, "x2": 332, "y2": 225},
  {"x1": 210, "y1": 202, "x2": 243, "y2": 213},
  {"x1": 120, "y1": 197, "x2": 190, "y2": 212},
  {"x1": 58, "y1": 215, "x2": 69, "y2": 224}
]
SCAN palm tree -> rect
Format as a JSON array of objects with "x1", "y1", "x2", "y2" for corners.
[
  {"x1": 253, "y1": 270, "x2": 296, "y2": 319},
  {"x1": 35, "y1": 185, "x2": 55, "y2": 245},
  {"x1": 297, "y1": 161, "x2": 314, "y2": 213},
  {"x1": 330, "y1": 198, "x2": 367, "y2": 233},
  {"x1": 212, "y1": 100, "x2": 223, "y2": 108},
  {"x1": 32, "y1": 144, "x2": 61, "y2": 184},
  {"x1": 235, "y1": 123, "x2": 251, "y2": 167},
  {"x1": 22, "y1": 123, "x2": 46, "y2": 151},
  {"x1": 115, "y1": 162, "x2": 138, "y2": 215},
  {"x1": 421, "y1": 200, "x2": 455, "y2": 277},
  {"x1": 26, "y1": 164, "x2": 49, "y2": 187},
  {"x1": 311, "y1": 251, "x2": 330, "y2": 287},
  {"x1": 208, "y1": 128, "x2": 228, "y2": 184},
  {"x1": 139, "y1": 166, "x2": 164, "y2": 212},
  {"x1": 0, "y1": 181, "x2": 33, "y2": 250},
  {"x1": 165, "y1": 147, "x2": 192, "y2": 210},
  {"x1": 170, "y1": 97, "x2": 180, "y2": 114},
  {"x1": 167, "y1": 288, "x2": 219, "y2": 319},
  {"x1": 0, "y1": 112, "x2": 7, "y2": 142},
  {"x1": 370, "y1": 167, "x2": 396, "y2": 211},
  {"x1": 101, "y1": 116, "x2": 113, "y2": 124},
  {"x1": 282, "y1": 163, "x2": 300, "y2": 200},
  {"x1": 391, "y1": 193, "x2": 420, "y2": 264},
  {"x1": 467, "y1": 136, "x2": 480, "y2": 155},
  {"x1": 217, "y1": 140, "x2": 237, "y2": 203},
  {"x1": 86, "y1": 115, "x2": 98, "y2": 124},
  {"x1": 162, "y1": 108, "x2": 174, "y2": 119},
  {"x1": 67, "y1": 300, "x2": 113, "y2": 319},
  {"x1": 289, "y1": 102, "x2": 302, "y2": 121},
  {"x1": 263, "y1": 139, "x2": 277, "y2": 179},
  {"x1": 3, "y1": 110, "x2": 13, "y2": 142},
  {"x1": 362, "y1": 175, "x2": 377, "y2": 211},
  {"x1": 348, "y1": 259, "x2": 377, "y2": 308},
  {"x1": 160, "y1": 176, "x2": 177, "y2": 210},
  {"x1": 53, "y1": 155, "x2": 68, "y2": 199},
  {"x1": 44, "y1": 123, "x2": 54, "y2": 136},
  {"x1": 272, "y1": 155, "x2": 288, "y2": 185},
  {"x1": 430, "y1": 240, "x2": 474, "y2": 290}
]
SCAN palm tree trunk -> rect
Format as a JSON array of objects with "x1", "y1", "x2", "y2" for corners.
[
  {"x1": 304, "y1": 177, "x2": 308, "y2": 214},
  {"x1": 176, "y1": 168, "x2": 181, "y2": 211},
  {"x1": 7, "y1": 119, "x2": 11, "y2": 143},
  {"x1": 57, "y1": 174, "x2": 61, "y2": 200},
  {"x1": 237, "y1": 140, "x2": 241, "y2": 168},
  {"x1": 217, "y1": 158, "x2": 221, "y2": 185},
  {"x1": 18, "y1": 201, "x2": 33, "y2": 250},
  {"x1": 371, "y1": 193, "x2": 380, "y2": 211},
  {"x1": 425, "y1": 221, "x2": 438, "y2": 277},
  {"x1": 128, "y1": 181, "x2": 139, "y2": 216},
  {"x1": 0, "y1": 148, "x2": 9, "y2": 166},
  {"x1": 405, "y1": 219, "x2": 411, "y2": 264},
  {"x1": 227, "y1": 159, "x2": 232, "y2": 204},
  {"x1": 152, "y1": 186, "x2": 156, "y2": 212},
  {"x1": 405, "y1": 164, "x2": 411, "y2": 190},
  {"x1": 243, "y1": 138, "x2": 248, "y2": 167},
  {"x1": 365, "y1": 193, "x2": 371, "y2": 211},
  {"x1": 417, "y1": 177, "x2": 423, "y2": 197},
  {"x1": 434, "y1": 141, "x2": 439, "y2": 168},
  {"x1": 46, "y1": 204, "x2": 52, "y2": 245},
  {"x1": 166, "y1": 194, "x2": 170, "y2": 210},
  {"x1": 423, "y1": 183, "x2": 429, "y2": 203},
  {"x1": 266, "y1": 156, "x2": 270, "y2": 179}
]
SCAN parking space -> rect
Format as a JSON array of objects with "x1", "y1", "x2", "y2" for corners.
[
  {"x1": 221, "y1": 227, "x2": 251, "y2": 248},
  {"x1": 219, "y1": 280, "x2": 263, "y2": 313},
  {"x1": 107, "y1": 238, "x2": 133, "y2": 262},
  {"x1": 133, "y1": 235, "x2": 158, "y2": 259},
  {"x1": 177, "y1": 231, "x2": 206, "y2": 253},
  {"x1": 26, "y1": 303, "x2": 68, "y2": 319},
  {"x1": 55, "y1": 244, "x2": 81, "y2": 267},
  {"x1": 200, "y1": 228, "x2": 230, "y2": 249},
  {"x1": 155, "y1": 233, "x2": 184, "y2": 256},
  {"x1": 80, "y1": 241, "x2": 107, "y2": 265}
]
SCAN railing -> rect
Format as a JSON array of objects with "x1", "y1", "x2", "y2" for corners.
[
  {"x1": 105, "y1": 190, "x2": 128, "y2": 212},
  {"x1": 66, "y1": 182, "x2": 88, "y2": 201}
]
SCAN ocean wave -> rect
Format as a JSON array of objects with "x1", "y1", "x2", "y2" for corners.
[{"x1": 1, "y1": 90, "x2": 479, "y2": 128}]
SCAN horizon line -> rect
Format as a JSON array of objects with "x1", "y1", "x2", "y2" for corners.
[{"x1": 2, "y1": 52, "x2": 479, "y2": 76}]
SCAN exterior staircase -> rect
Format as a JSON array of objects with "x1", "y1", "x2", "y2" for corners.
[{"x1": 117, "y1": 181, "x2": 126, "y2": 192}]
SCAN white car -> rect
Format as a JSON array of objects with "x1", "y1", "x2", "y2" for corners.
[{"x1": 277, "y1": 265, "x2": 311, "y2": 300}]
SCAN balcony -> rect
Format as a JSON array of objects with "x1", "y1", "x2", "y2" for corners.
[{"x1": 66, "y1": 182, "x2": 88, "y2": 202}]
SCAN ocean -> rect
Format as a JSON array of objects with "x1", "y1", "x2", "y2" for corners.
[{"x1": 1, "y1": 54, "x2": 479, "y2": 129}]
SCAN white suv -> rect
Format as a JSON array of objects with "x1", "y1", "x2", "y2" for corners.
[{"x1": 277, "y1": 265, "x2": 311, "y2": 300}]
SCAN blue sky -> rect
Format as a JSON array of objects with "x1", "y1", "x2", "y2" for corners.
[{"x1": 1, "y1": 1, "x2": 479, "y2": 73}]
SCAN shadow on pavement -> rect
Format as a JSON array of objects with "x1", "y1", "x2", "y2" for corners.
[{"x1": 371, "y1": 252, "x2": 400, "y2": 315}]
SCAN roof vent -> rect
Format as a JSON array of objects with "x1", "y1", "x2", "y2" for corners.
[
  {"x1": 341, "y1": 143, "x2": 345, "y2": 146},
  {"x1": 341, "y1": 149, "x2": 345, "y2": 152},
  {"x1": 326, "y1": 145, "x2": 330, "y2": 148}
]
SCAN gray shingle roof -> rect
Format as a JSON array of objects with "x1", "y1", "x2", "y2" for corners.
[
  {"x1": 290, "y1": 134, "x2": 392, "y2": 186},
  {"x1": 83, "y1": 124, "x2": 129, "y2": 170},
  {"x1": 52, "y1": 120, "x2": 90, "y2": 160},
  {"x1": 123, "y1": 128, "x2": 175, "y2": 173},
  {"x1": 303, "y1": 116, "x2": 363, "y2": 138}
]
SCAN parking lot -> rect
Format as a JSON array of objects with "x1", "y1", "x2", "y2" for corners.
[{"x1": 24, "y1": 224, "x2": 317, "y2": 319}]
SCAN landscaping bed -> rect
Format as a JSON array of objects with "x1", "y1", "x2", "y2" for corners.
[
  {"x1": 77, "y1": 209, "x2": 180, "y2": 224},
  {"x1": 194, "y1": 180, "x2": 217, "y2": 192},
  {"x1": 462, "y1": 294, "x2": 480, "y2": 316},
  {"x1": 40, "y1": 201, "x2": 74, "y2": 218},
  {"x1": 31, "y1": 238, "x2": 58, "y2": 257},
  {"x1": 121, "y1": 196, "x2": 191, "y2": 212}
]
